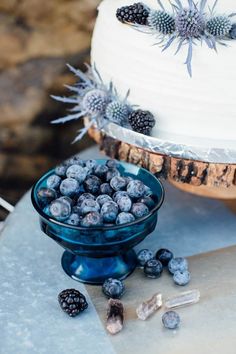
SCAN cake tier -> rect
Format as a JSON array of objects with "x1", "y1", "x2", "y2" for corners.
[{"x1": 91, "y1": 0, "x2": 236, "y2": 152}]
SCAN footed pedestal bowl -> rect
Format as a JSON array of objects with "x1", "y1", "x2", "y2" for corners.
[{"x1": 31, "y1": 161, "x2": 164, "y2": 285}]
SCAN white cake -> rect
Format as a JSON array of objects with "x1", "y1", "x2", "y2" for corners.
[{"x1": 91, "y1": 0, "x2": 236, "y2": 152}]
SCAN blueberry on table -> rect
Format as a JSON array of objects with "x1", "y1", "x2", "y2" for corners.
[
  {"x1": 113, "y1": 191, "x2": 129, "y2": 203},
  {"x1": 100, "y1": 183, "x2": 113, "y2": 196},
  {"x1": 37, "y1": 187, "x2": 57, "y2": 207},
  {"x1": 138, "y1": 196, "x2": 155, "y2": 210},
  {"x1": 106, "y1": 168, "x2": 120, "y2": 182},
  {"x1": 83, "y1": 175, "x2": 101, "y2": 194},
  {"x1": 117, "y1": 195, "x2": 132, "y2": 212},
  {"x1": 168, "y1": 257, "x2": 188, "y2": 275},
  {"x1": 66, "y1": 165, "x2": 87, "y2": 183},
  {"x1": 156, "y1": 249, "x2": 173, "y2": 266},
  {"x1": 102, "y1": 278, "x2": 125, "y2": 299},
  {"x1": 80, "y1": 199, "x2": 100, "y2": 215},
  {"x1": 49, "y1": 199, "x2": 71, "y2": 221},
  {"x1": 173, "y1": 270, "x2": 190, "y2": 286},
  {"x1": 101, "y1": 201, "x2": 119, "y2": 223},
  {"x1": 65, "y1": 213, "x2": 80, "y2": 226},
  {"x1": 58, "y1": 289, "x2": 88, "y2": 317},
  {"x1": 110, "y1": 176, "x2": 127, "y2": 191},
  {"x1": 144, "y1": 259, "x2": 163, "y2": 278},
  {"x1": 80, "y1": 211, "x2": 103, "y2": 227},
  {"x1": 96, "y1": 194, "x2": 113, "y2": 206},
  {"x1": 46, "y1": 174, "x2": 61, "y2": 190},
  {"x1": 131, "y1": 203, "x2": 149, "y2": 219},
  {"x1": 127, "y1": 180, "x2": 146, "y2": 199},
  {"x1": 94, "y1": 165, "x2": 109, "y2": 179},
  {"x1": 116, "y1": 212, "x2": 135, "y2": 225},
  {"x1": 162, "y1": 311, "x2": 180, "y2": 330},
  {"x1": 77, "y1": 193, "x2": 95, "y2": 207},
  {"x1": 137, "y1": 249, "x2": 154, "y2": 267},
  {"x1": 59, "y1": 178, "x2": 80, "y2": 198}
]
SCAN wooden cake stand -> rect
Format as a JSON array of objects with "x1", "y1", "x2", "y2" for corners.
[{"x1": 88, "y1": 125, "x2": 236, "y2": 201}]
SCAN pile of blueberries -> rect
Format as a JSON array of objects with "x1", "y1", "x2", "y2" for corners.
[{"x1": 36, "y1": 157, "x2": 158, "y2": 227}]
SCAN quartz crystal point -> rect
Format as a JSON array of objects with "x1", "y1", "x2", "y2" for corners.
[
  {"x1": 136, "y1": 293, "x2": 162, "y2": 320},
  {"x1": 106, "y1": 299, "x2": 124, "y2": 335},
  {"x1": 165, "y1": 289, "x2": 200, "y2": 310}
]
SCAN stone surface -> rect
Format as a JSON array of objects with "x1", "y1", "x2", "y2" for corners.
[
  {"x1": 136, "y1": 293, "x2": 162, "y2": 321},
  {"x1": 165, "y1": 290, "x2": 200, "y2": 310}
]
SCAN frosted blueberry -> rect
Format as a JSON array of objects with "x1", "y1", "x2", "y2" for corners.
[
  {"x1": 168, "y1": 257, "x2": 188, "y2": 275},
  {"x1": 55, "y1": 164, "x2": 67, "y2": 177},
  {"x1": 101, "y1": 201, "x2": 119, "y2": 223},
  {"x1": 85, "y1": 159, "x2": 98, "y2": 171},
  {"x1": 173, "y1": 270, "x2": 190, "y2": 286},
  {"x1": 66, "y1": 156, "x2": 84, "y2": 167},
  {"x1": 80, "y1": 212, "x2": 103, "y2": 227},
  {"x1": 144, "y1": 259, "x2": 163, "y2": 278},
  {"x1": 138, "y1": 196, "x2": 155, "y2": 210},
  {"x1": 113, "y1": 191, "x2": 129, "y2": 203},
  {"x1": 156, "y1": 249, "x2": 173, "y2": 266},
  {"x1": 96, "y1": 194, "x2": 113, "y2": 206},
  {"x1": 110, "y1": 176, "x2": 127, "y2": 191},
  {"x1": 137, "y1": 249, "x2": 154, "y2": 267},
  {"x1": 66, "y1": 165, "x2": 87, "y2": 183},
  {"x1": 106, "y1": 159, "x2": 118, "y2": 169},
  {"x1": 58, "y1": 196, "x2": 73, "y2": 207},
  {"x1": 127, "y1": 180, "x2": 145, "y2": 199},
  {"x1": 60, "y1": 178, "x2": 80, "y2": 197},
  {"x1": 102, "y1": 278, "x2": 125, "y2": 299},
  {"x1": 116, "y1": 212, "x2": 135, "y2": 225},
  {"x1": 49, "y1": 199, "x2": 71, "y2": 221},
  {"x1": 94, "y1": 165, "x2": 109, "y2": 179},
  {"x1": 117, "y1": 195, "x2": 132, "y2": 212},
  {"x1": 80, "y1": 199, "x2": 100, "y2": 215},
  {"x1": 84, "y1": 175, "x2": 102, "y2": 194},
  {"x1": 162, "y1": 311, "x2": 180, "y2": 330},
  {"x1": 100, "y1": 183, "x2": 113, "y2": 196},
  {"x1": 77, "y1": 193, "x2": 95, "y2": 207},
  {"x1": 66, "y1": 213, "x2": 80, "y2": 226},
  {"x1": 37, "y1": 187, "x2": 57, "y2": 207},
  {"x1": 131, "y1": 203, "x2": 149, "y2": 219},
  {"x1": 106, "y1": 168, "x2": 120, "y2": 182},
  {"x1": 46, "y1": 174, "x2": 61, "y2": 190}
]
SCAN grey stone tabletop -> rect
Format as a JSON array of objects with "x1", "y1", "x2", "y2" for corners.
[{"x1": 1, "y1": 146, "x2": 236, "y2": 354}]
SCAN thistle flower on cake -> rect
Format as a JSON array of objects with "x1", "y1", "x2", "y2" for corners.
[{"x1": 116, "y1": 0, "x2": 236, "y2": 77}]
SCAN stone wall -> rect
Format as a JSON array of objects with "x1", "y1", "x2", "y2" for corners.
[{"x1": 0, "y1": 0, "x2": 101, "y2": 215}]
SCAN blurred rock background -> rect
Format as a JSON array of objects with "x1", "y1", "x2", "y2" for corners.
[{"x1": 0, "y1": 0, "x2": 101, "y2": 219}]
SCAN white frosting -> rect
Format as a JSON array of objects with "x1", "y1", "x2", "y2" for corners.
[{"x1": 91, "y1": 0, "x2": 236, "y2": 150}]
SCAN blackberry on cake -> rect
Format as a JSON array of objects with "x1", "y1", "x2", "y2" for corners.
[
  {"x1": 128, "y1": 109, "x2": 155, "y2": 135},
  {"x1": 116, "y1": 2, "x2": 149, "y2": 25}
]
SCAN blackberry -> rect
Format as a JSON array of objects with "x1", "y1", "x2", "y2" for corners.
[
  {"x1": 58, "y1": 289, "x2": 88, "y2": 317},
  {"x1": 128, "y1": 110, "x2": 155, "y2": 135},
  {"x1": 116, "y1": 2, "x2": 149, "y2": 25}
]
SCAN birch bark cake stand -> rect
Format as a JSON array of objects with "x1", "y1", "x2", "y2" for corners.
[{"x1": 87, "y1": 122, "x2": 236, "y2": 200}]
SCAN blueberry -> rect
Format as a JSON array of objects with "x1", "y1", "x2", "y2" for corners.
[
  {"x1": 156, "y1": 249, "x2": 173, "y2": 266},
  {"x1": 106, "y1": 168, "x2": 120, "y2": 182},
  {"x1": 144, "y1": 259, "x2": 163, "y2": 278},
  {"x1": 131, "y1": 203, "x2": 149, "y2": 219},
  {"x1": 138, "y1": 196, "x2": 155, "y2": 210},
  {"x1": 66, "y1": 156, "x2": 84, "y2": 167},
  {"x1": 162, "y1": 311, "x2": 180, "y2": 330},
  {"x1": 173, "y1": 270, "x2": 190, "y2": 286},
  {"x1": 137, "y1": 249, "x2": 154, "y2": 267},
  {"x1": 58, "y1": 196, "x2": 73, "y2": 207},
  {"x1": 80, "y1": 212, "x2": 103, "y2": 227},
  {"x1": 59, "y1": 178, "x2": 80, "y2": 197},
  {"x1": 46, "y1": 174, "x2": 61, "y2": 190},
  {"x1": 84, "y1": 175, "x2": 101, "y2": 194},
  {"x1": 100, "y1": 183, "x2": 113, "y2": 196},
  {"x1": 49, "y1": 199, "x2": 71, "y2": 221},
  {"x1": 116, "y1": 212, "x2": 135, "y2": 225},
  {"x1": 113, "y1": 191, "x2": 129, "y2": 203},
  {"x1": 66, "y1": 213, "x2": 80, "y2": 226},
  {"x1": 85, "y1": 159, "x2": 97, "y2": 171},
  {"x1": 55, "y1": 164, "x2": 67, "y2": 177},
  {"x1": 127, "y1": 180, "x2": 145, "y2": 198},
  {"x1": 37, "y1": 187, "x2": 57, "y2": 207},
  {"x1": 168, "y1": 257, "x2": 188, "y2": 275},
  {"x1": 110, "y1": 176, "x2": 127, "y2": 191},
  {"x1": 96, "y1": 194, "x2": 113, "y2": 206},
  {"x1": 66, "y1": 165, "x2": 87, "y2": 183},
  {"x1": 102, "y1": 278, "x2": 125, "y2": 299},
  {"x1": 101, "y1": 201, "x2": 119, "y2": 223},
  {"x1": 80, "y1": 199, "x2": 100, "y2": 215},
  {"x1": 94, "y1": 165, "x2": 108, "y2": 179},
  {"x1": 72, "y1": 205, "x2": 81, "y2": 214},
  {"x1": 77, "y1": 193, "x2": 95, "y2": 207},
  {"x1": 117, "y1": 195, "x2": 132, "y2": 212},
  {"x1": 106, "y1": 159, "x2": 118, "y2": 169}
]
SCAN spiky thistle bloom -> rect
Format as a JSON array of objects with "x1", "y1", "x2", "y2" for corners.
[
  {"x1": 206, "y1": 16, "x2": 232, "y2": 37},
  {"x1": 229, "y1": 23, "x2": 236, "y2": 39},
  {"x1": 148, "y1": 10, "x2": 176, "y2": 35},
  {"x1": 175, "y1": 7, "x2": 205, "y2": 38},
  {"x1": 105, "y1": 100, "x2": 131, "y2": 125}
]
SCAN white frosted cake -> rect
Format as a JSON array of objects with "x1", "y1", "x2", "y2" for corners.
[{"x1": 91, "y1": 0, "x2": 236, "y2": 152}]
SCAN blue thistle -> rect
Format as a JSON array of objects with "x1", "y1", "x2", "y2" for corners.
[
  {"x1": 175, "y1": 8, "x2": 205, "y2": 38},
  {"x1": 229, "y1": 23, "x2": 236, "y2": 39},
  {"x1": 82, "y1": 89, "x2": 109, "y2": 115},
  {"x1": 105, "y1": 101, "x2": 130, "y2": 125},
  {"x1": 147, "y1": 10, "x2": 176, "y2": 35},
  {"x1": 206, "y1": 16, "x2": 232, "y2": 37}
]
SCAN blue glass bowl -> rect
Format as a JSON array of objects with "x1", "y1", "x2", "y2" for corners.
[{"x1": 31, "y1": 160, "x2": 164, "y2": 284}]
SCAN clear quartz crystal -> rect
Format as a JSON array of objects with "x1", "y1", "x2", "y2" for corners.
[
  {"x1": 136, "y1": 293, "x2": 162, "y2": 320},
  {"x1": 165, "y1": 289, "x2": 200, "y2": 309}
]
